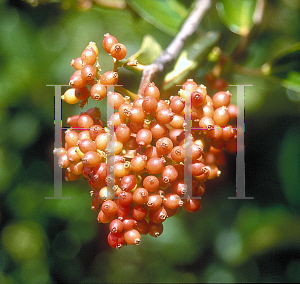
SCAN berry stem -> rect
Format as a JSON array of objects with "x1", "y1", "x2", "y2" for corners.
[
  {"x1": 114, "y1": 86, "x2": 139, "y2": 101},
  {"x1": 137, "y1": 0, "x2": 212, "y2": 95}
]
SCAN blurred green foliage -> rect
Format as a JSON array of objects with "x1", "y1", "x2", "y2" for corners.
[{"x1": 0, "y1": 0, "x2": 300, "y2": 283}]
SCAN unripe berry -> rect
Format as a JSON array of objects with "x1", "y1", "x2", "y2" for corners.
[{"x1": 62, "y1": 88, "x2": 80, "y2": 104}]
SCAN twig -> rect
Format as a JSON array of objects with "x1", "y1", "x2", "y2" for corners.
[{"x1": 138, "y1": 0, "x2": 212, "y2": 95}]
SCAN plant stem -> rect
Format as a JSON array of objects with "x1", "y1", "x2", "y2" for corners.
[{"x1": 137, "y1": 0, "x2": 212, "y2": 95}]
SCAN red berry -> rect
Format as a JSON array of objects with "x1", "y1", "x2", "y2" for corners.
[
  {"x1": 110, "y1": 43, "x2": 127, "y2": 60},
  {"x1": 124, "y1": 229, "x2": 141, "y2": 245}
]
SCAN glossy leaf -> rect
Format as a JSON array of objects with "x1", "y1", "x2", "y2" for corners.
[
  {"x1": 262, "y1": 43, "x2": 300, "y2": 92},
  {"x1": 126, "y1": 0, "x2": 188, "y2": 36},
  {"x1": 216, "y1": 0, "x2": 257, "y2": 36},
  {"x1": 128, "y1": 34, "x2": 162, "y2": 66},
  {"x1": 162, "y1": 31, "x2": 220, "y2": 92}
]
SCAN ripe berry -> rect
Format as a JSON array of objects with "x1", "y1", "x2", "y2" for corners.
[
  {"x1": 212, "y1": 91, "x2": 231, "y2": 108},
  {"x1": 169, "y1": 114, "x2": 184, "y2": 129},
  {"x1": 75, "y1": 87, "x2": 90, "y2": 101},
  {"x1": 142, "y1": 96, "x2": 158, "y2": 113},
  {"x1": 100, "y1": 71, "x2": 118, "y2": 85},
  {"x1": 143, "y1": 175, "x2": 159, "y2": 192},
  {"x1": 81, "y1": 47, "x2": 97, "y2": 65},
  {"x1": 67, "y1": 114, "x2": 80, "y2": 127},
  {"x1": 163, "y1": 193, "x2": 183, "y2": 209},
  {"x1": 109, "y1": 219, "x2": 124, "y2": 233},
  {"x1": 115, "y1": 124, "x2": 131, "y2": 142},
  {"x1": 156, "y1": 137, "x2": 173, "y2": 155},
  {"x1": 130, "y1": 155, "x2": 147, "y2": 172},
  {"x1": 86, "y1": 41, "x2": 99, "y2": 57},
  {"x1": 78, "y1": 139, "x2": 97, "y2": 153},
  {"x1": 156, "y1": 107, "x2": 174, "y2": 124},
  {"x1": 114, "y1": 162, "x2": 131, "y2": 178},
  {"x1": 110, "y1": 43, "x2": 127, "y2": 60},
  {"x1": 78, "y1": 130, "x2": 91, "y2": 141},
  {"x1": 81, "y1": 64, "x2": 96, "y2": 81},
  {"x1": 124, "y1": 229, "x2": 141, "y2": 245},
  {"x1": 144, "y1": 82, "x2": 160, "y2": 101},
  {"x1": 71, "y1": 57, "x2": 83, "y2": 70},
  {"x1": 228, "y1": 104, "x2": 238, "y2": 119},
  {"x1": 206, "y1": 125, "x2": 223, "y2": 141},
  {"x1": 184, "y1": 199, "x2": 201, "y2": 212},
  {"x1": 202, "y1": 104, "x2": 214, "y2": 117},
  {"x1": 117, "y1": 204, "x2": 130, "y2": 220},
  {"x1": 78, "y1": 114, "x2": 94, "y2": 128},
  {"x1": 132, "y1": 205, "x2": 148, "y2": 220},
  {"x1": 107, "y1": 232, "x2": 125, "y2": 249},
  {"x1": 144, "y1": 146, "x2": 158, "y2": 160},
  {"x1": 132, "y1": 187, "x2": 148, "y2": 205},
  {"x1": 149, "y1": 207, "x2": 168, "y2": 223},
  {"x1": 148, "y1": 222, "x2": 163, "y2": 237},
  {"x1": 122, "y1": 218, "x2": 137, "y2": 230},
  {"x1": 97, "y1": 210, "x2": 115, "y2": 223},
  {"x1": 136, "y1": 129, "x2": 152, "y2": 147},
  {"x1": 199, "y1": 116, "x2": 215, "y2": 131},
  {"x1": 149, "y1": 121, "x2": 168, "y2": 139},
  {"x1": 171, "y1": 146, "x2": 185, "y2": 162},
  {"x1": 134, "y1": 219, "x2": 149, "y2": 235},
  {"x1": 89, "y1": 125, "x2": 105, "y2": 140},
  {"x1": 102, "y1": 200, "x2": 118, "y2": 216},
  {"x1": 147, "y1": 194, "x2": 162, "y2": 209},
  {"x1": 182, "y1": 78, "x2": 197, "y2": 92},
  {"x1": 103, "y1": 33, "x2": 118, "y2": 54},
  {"x1": 65, "y1": 130, "x2": 79, "y2": 147},
  {"x1": 82, "y1": 151, "x2": 101, "y2": 167},
  {"x1": 146, "y1": 158, "x2": 165, "y2": 175},
  {"x1": 171, "y1": 180, "x2": 187, "y2": 196},
  {"x1": 129, "y1": 107, "x2": 146, "y2": 123},
  {"x1": 222, "y1": 125, "x2": 236, "y2": 141},
  {"x1": 107, "y1": 91, "x2": 125, "y2": 110},
  {"x1": 161, "y1": 165, "x2": 178, "y2": 183},
  {"x1": 58, "y1": 153, "x2": 70, "y2": 168},
  {"x1": 213, "y1": 106, "x2": 230, "y2": 127},
  {"x1": 170, "y1": 96, "x2": 185, "y2": 114},
  {"x1": 191, "y1": 91, "x2": 204, "y2": 107},
  {"x1": 118, "y1": 191, "x2": 133, "y2": 206},
  {"x1": 90, "y1": 83, "x2": 107, "y2": 101},
  {"x1": 123, "y1": 136, "x2": 139, "y2": 150},
  {"x1": 92, "y1": 162, "x2": 107, "y2": 181},
  {"x1": 120, "y1": 174, "x2": 137, "y2": 191}
]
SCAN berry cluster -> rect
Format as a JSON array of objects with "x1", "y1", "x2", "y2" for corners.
[{"x1": 54, "y1": 34, "x2": 237, "y2": 249}]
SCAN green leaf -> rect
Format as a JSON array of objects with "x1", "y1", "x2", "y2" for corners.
[
  {"x1": 126, "y1": 0, "x2": 189, "y2": 36},
  {"x1": 128, "y1": 34, "x2": 163, "y2": 65},
  {"x1": 162, "y1": 31, "x2": 220, "y2": 92},
  {"x1": 216, "y1": 0, "x2": 257, "y2": 36},
  {"x1": 262, "y1": 42, "x2": 300, "y2": 92}
]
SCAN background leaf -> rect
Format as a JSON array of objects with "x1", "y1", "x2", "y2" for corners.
[
  {"x1": 216, "y1": 0, "x2": 257, "y2": 36},
  {"x1": 262, "y1": 43, "x2": 300, "y2": 92},
  {"x1": 128, "y1": 34, "x2": 162, "y2": 65},
  {"x1": 126, "y1": 0, "x2": 189, "y2": 36}
]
